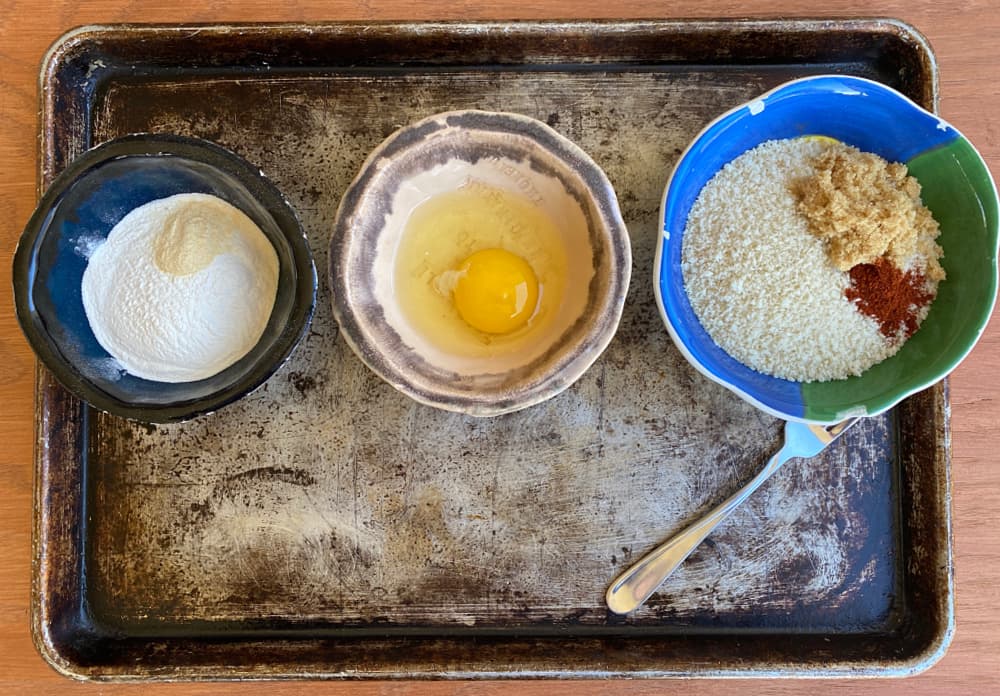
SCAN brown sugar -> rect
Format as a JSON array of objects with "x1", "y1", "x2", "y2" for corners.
[{"x1": 794, "y1": 142, "x2": 945, "y2": 282}]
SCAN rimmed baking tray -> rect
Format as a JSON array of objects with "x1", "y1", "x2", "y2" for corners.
[{"x1": 32, "y1": 19, "x2": 952, "y2": 680}]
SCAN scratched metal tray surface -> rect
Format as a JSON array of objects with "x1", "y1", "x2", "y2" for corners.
[{"x1": 32, "y1": 20, "x2": 953, "y2": 680}]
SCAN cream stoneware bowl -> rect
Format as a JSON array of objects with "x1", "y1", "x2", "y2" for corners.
[{"x1": 330, "y1": 110, "x2": 631, "y2": 416}]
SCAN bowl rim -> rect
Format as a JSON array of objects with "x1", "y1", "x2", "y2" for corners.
[
  {"x1": 653, "y1": 74, "x2": 1000, "y2": 424},
  {"x1": 12, "y1": 133, "x2": 318, "y2": 423},
  {"x1": 329, "y1": 108, "x2": 632, "y2": 417}
]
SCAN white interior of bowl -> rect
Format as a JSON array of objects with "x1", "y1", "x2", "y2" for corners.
[
  {"x1": 330, "y1": 109, "x2": 631, "y2": 416},
  {"x1": 372, "y1": 152, "x2": 595, "y2": 375}
]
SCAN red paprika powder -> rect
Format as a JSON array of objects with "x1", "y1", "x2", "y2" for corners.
[{"x1": 845, "y1": 258, "x2": 935, "y2": 341}]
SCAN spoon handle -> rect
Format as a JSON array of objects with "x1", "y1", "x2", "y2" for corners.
[{"x1": 605, "y1": 436, "x2": 796, "y2": 615}]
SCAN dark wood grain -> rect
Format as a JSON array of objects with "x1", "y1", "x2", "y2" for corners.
[{"x1": 2, "y1": 1, "x2": 999, "y2": 694}]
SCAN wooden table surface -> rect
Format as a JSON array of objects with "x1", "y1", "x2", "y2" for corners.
[{"x1": 2, "y1": 1, "x2": 998, "y2": 694}]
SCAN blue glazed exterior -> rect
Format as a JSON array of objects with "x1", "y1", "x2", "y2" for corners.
[{"x1": 655, "y1": 75, "x2": 963, "y2": 422}]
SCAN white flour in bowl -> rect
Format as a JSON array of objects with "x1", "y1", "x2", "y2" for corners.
[{"x1": 81, "y1": 193, "x2": 279, "y2": 383}]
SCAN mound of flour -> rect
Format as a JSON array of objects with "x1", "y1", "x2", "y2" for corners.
[{"x1": 82, "y1": 193, "x2": 279, "y2": 383}]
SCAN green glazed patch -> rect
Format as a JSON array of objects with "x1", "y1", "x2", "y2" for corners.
[{"x1": 801, "y1": 137, "x2": 999, "y2": 422}]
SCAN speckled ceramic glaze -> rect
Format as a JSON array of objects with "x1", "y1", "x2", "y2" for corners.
[
  {"x1": 330, "y1": 110, "x2": 632, "y2": 416},
  {"x1": 656, "y1": 75, "x2": 999, "y2": 423},
  {"x1": 12, "y1": 134, "x2": 317, "y2": 423}
]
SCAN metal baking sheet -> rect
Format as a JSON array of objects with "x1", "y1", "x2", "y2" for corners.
[{"x1": 32, "y1": 20, "x2": 952, "y2": 680}]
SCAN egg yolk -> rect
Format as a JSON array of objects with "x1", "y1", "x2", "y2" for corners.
[{"x1": 452, "y1": 248, "x2": 539, "y2": 334}]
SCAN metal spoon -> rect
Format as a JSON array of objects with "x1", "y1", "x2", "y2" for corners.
[{"x1": 605, "y1": 418, "x2": 858, "y2": 615}]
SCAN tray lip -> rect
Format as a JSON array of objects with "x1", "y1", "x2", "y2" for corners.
[{"x1": 30, "y1": 18, "x2": 952, "y2": 681}]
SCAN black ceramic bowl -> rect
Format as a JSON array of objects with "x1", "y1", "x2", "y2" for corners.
[{"x1": 13, "y1": 134, "x2": 317, "y2": 423}]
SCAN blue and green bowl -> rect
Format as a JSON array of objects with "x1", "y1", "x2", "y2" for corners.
[{"x1": 655, "y1": 75, "x2": 999, "y2": 423}]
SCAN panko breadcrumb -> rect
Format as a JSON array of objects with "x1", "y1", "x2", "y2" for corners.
[{"x1": 682, "y1": 139, "x2": 894, "y2": 382}]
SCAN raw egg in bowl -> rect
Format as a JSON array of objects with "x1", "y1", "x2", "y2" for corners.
[{"x1": 330, "y1": 110, "x2": 631, "y2": 416}]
